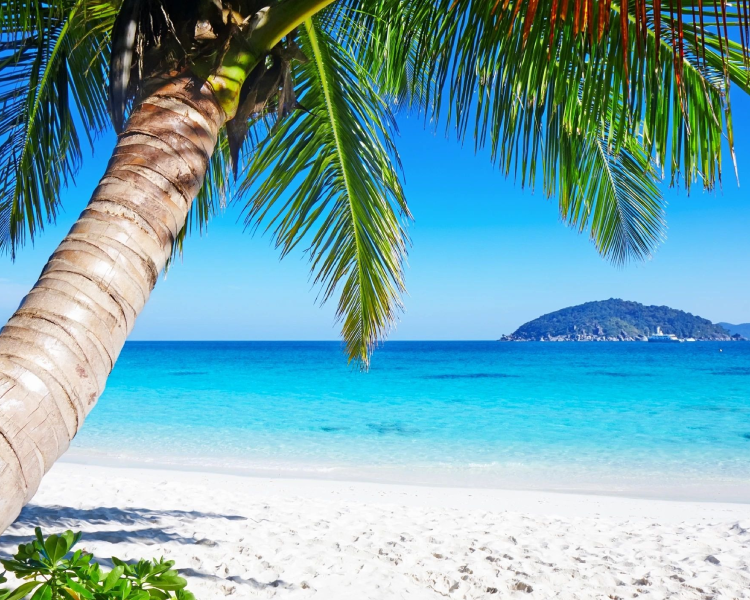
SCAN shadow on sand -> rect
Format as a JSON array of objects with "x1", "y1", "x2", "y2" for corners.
[
  {"x1": 179, "y1": 568, "x2": 291, "y2": 590},
  {"x1": 0, "y1": 504, "x2": 296, "y2": 592},
  {"x1": 0, "y1": 505, "x2": 247, "y2": 559},
  {"x1": 10, "y1": 504, "x2": 247, "y2": 528}
]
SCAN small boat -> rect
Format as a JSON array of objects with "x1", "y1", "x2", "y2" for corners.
[{"x1": 648, "y1": 327, "x2": 681, "y2": 343}]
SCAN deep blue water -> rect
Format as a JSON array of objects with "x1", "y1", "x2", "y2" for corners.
[{"x1": 70, "y1": 341, "x2": 750, "y2": 500}]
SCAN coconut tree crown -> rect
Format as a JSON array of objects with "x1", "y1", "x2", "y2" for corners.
[{"x1": 1, "y1": 0, "x2": 748, "y2": 367}]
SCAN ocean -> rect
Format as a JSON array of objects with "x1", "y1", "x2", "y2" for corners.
[{"x1": 68, "y1": 341, "x2": 750, "y2": 501}]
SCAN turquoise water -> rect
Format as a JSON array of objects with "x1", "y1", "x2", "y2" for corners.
[{"x1": 69, "y1": 341, "x2": 750, "y2": 501}]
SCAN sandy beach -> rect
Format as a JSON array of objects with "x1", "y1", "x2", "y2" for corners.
[{"x1": 1, "y1": 462, "x2": 748, "y2": 599}]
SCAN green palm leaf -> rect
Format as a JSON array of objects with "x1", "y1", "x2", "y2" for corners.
[
  {"x1": 341, "y1": 0, "x2": 746, "y2": 264},
  {"x1": 540, "y1": 88, "x2": 666, "y2": 264},
  {"x1": 239, "y1": 15, "x2": 410, "y2": 368},
  {"x1": 557, "y1": 128, "x2": 665, "y2": 264},
  {"x1": 346, "y1": 0, "x2": 740, "y2": 183},
  {"x1": 0, "y1": 0, "x2": 116, "y2": 255}
]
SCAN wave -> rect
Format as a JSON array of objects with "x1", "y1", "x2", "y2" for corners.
[
  {"x1": 366, "y1": 422, "x2": 419, "y2": 436},
  {"x1": 710, "y1": 367, "x2": 750, "y2": 376},
  {"x1": 588, "y1": 371, "x2": 653, "y2": 378},
  {"x1": 422, "y1": 373, "x2": 519, "y2": 380},
  {"x1": 170, "y1": 371, "x2": 209, "y2": 376}
]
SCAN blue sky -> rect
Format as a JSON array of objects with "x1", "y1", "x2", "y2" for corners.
[{"x1": 1, "y1": 96, "x2": 748, "y2": 340}]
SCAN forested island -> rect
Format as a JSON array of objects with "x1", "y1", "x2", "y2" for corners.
[
  {"x1": 719, "y1": 322, "x2": 750, "y2": 338},
  {"x1": 500, "y1": 299, "x2": 740, "y2": 342}
]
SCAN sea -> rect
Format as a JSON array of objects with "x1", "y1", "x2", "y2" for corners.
[{"x1": 67, "y1": 341, "x2": 750, "y2": 502}]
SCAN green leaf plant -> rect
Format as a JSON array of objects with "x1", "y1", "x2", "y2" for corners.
[{"x1": 0, "y1": 528, "x2": 194, "y2": 600}]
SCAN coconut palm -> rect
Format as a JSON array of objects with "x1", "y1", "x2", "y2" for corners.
[{"x1": 0, "y1": 0, "x2": 747, "y2": 531}]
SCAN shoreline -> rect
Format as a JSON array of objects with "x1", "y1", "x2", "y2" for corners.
[
  {"x1": 60, "y1": 451, "x2": 750, "y2": 505},
  {"x1": 3, "y1": 462, "x2": 748, "y2": 599},
  {"x1": 48, "y1": 461, "x2": 750, "y2": 520}
]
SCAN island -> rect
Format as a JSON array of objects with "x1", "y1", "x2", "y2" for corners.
[
  {"x1": 500, "y1": 299, "x2": 738, "y2": 342},
  {"x1": 718, "y1": 322, "x2": 750, "y2": 338}
]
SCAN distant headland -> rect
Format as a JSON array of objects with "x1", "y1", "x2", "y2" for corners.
[{"x1": 500, "y1": 299, "x2": 745, "y2": 342}]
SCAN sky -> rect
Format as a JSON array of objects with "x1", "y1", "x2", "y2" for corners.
[{"x1": 1, "y1": 96, "x2": 748, "y2": 341}]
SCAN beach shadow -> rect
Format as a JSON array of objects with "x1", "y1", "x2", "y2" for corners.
[
  {"x1": 1, "y1": 527, "x2": 202, "y2": 548},
  {"x1": 0, "y1": 505, "x2": 243, "y2": 556},
  {"x1": 10, "y1": 505, "x2": 247, "y2": 528},
  {"x1": 228, "y1": 575, "x2": 290, "y2": 590},
  {"x1": 179, "y1": 568, "x2": 290, "y2": 590}
]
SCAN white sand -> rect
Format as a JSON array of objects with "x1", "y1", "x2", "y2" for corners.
[{"x1": 2, "y1": 462, "x2": 749, "y2": 599}]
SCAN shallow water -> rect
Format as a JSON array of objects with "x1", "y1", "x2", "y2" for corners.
[{"x1": 69, "y1": 341, "x2": 750, "y2": 500}]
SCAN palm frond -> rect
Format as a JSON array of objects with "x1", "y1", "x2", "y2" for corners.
[
  {"x1": 338, "y1": 0, "x2": 746, "y2": 263},
  {"x1": 327, "y1": 4, "x2": 432, "y2": 114},
  {"x1": 238, "y1": 15, "x2": 410, "y2": 368},
  {"x1": 554, "y1": 123, "x2": 665, "y2": 264},
  {"x1": 538, "y1": 84, "x2": 666, "y2": 264},
  {"x1": 347, "y1": 0, "x2": 738, "y2": 188},
  {"x1": 0, "y1": 0, "x2": 116, "y2": 256}
]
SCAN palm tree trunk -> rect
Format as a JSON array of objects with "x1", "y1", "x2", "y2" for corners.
[{"x1": 0, "y1": 74, "x2": 225, "y2": 532}]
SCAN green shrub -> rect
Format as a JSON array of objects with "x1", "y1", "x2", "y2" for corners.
[{"x1": 0, "y1": 528, "x2": 194, "y2": 600}]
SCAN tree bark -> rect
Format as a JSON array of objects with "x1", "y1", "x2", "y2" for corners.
[{"x1": 0, "y1": 74, "x2": 225, "y2": 532}]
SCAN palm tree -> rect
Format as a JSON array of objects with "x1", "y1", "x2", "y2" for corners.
[{"x1": 0, "y1": 0, "x2": 746, "y2": 531}]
